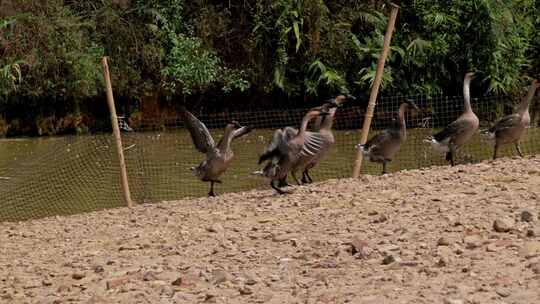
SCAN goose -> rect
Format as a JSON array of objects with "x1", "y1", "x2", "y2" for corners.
[
  {"x1": 482, "y1": 79, "x2": 539, "y2": 159},
  {"x1": 425, "y1": 72, "x2": 479, "y2": 166},
  {"x1": 357, "y1": 99, "x2": 419, "y2": 174},
  {"x1": 181, "y1": 107, "x2": 252, "y2": 197},
  {"x1": 255, "y1": 104, "x2": 337, "y2": 194},
  {"x1": 293, "y1": 94, "x2": 355, "y2": 184}
]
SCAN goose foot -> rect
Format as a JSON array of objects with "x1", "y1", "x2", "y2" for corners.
[
  {"x1": 302, "y1": 170, "x2": 313, "y2": 184},
  {"x1": 271, "y1": 180, "x2": 289, "y2": 195},
  {"x1": 515, "y1": 143, "x2": 523, "y2": 157},
  {"x1": 278, "y1": 178, "x2": 290, "y2": 188},
  {"x1": 292, "y1": 172, "x2": 302, "y2": 186}
]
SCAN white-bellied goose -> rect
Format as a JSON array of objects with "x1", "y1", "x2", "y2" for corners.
[
  {"x1": 425, "y1": 72, "x2": 479, "y2": 166},
  {"x1": 483, "y1": 79, "x2": 539, "y2": 159},
  {"x1": 255, "y1": 104, "x2": 337, "y2": 194},
  {"x1": 293, "y1": 94, "x2": 355, "y2": 184},
  {"x1": 357, "y1": 100, "x2": 419, "y2": 174},
  {"x1": 181, "y1": 107, "x2": 252, "y2": 197}
]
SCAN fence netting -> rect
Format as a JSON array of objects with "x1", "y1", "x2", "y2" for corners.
[{"x1": 1, "y1": 94, "x2": 539, "y2": 221}]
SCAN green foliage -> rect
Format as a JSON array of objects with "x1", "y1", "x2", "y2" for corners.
[{"x1": 1, "y1": 0, "x2": 539, "y2": 134}]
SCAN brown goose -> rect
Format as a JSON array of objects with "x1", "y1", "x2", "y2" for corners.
[
  {"x1": 181, "y1": 107, "x2": 252, "y2": 197},
  {"x1": 255, "y1": 104, "x2": 337, "y2": 194},
  {"x1": 357, "y1": 100, "x2": 419, "y2": 174},
  {"x1": 483, "y1": 79, "x2": 539, "y2": 159},
  {"x1": 425, "y1": 72, "x2": 479, "y2": 166},
  {"x1": 293, "y1": 94, "x2": 355, "y2": 184}
]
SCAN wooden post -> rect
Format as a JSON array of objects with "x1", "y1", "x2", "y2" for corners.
[
  {"x1": 102, "y1": 57, "x2": 134, "y2": 208},
  {"x1": 352, "y1": 3, "x2": 400, "y2": 178}
]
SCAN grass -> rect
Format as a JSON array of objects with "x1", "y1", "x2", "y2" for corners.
[{"x1": 1, "y1": 127, "x2": 539, "y2": 221}]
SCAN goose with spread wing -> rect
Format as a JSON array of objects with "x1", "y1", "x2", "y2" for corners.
[
  {"x1": 358, "y1": 99, "x2": 418, "y2": 174},
  {"x1": 255, "y1": 104, "x2": 337, "y2": 194},
  {"x1": 482, "y1": 79, "x2": 539, "y2": 159},
  {"x1": 425, "y1": 72, "x2": 479, "y2": 166},
  {"x1": 292, "y1": 94, "x2": 355, "y2": 184},
  {"x1": 181, "y1": 107, "x2": 252, "y2": 197}
]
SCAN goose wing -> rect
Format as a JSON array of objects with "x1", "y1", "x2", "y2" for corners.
[
  {"x1": 301, "y1": 131, "x2": 326, "y2": 157},
  {"x1": 364, "y1": 128, "x2": 400, "y2": 153},
  {"x1": 180, "y1": 107, "x2": 215, "y2": 154},
  {"x1": 489, "y1": 114, "x2": 520, "y2": 133},
  {"x1": 433, "y1": 117, "x2": 471, "y2": 142},
  {"x1": 259, "y1": 128, "x2": 291, "y2": 164}
]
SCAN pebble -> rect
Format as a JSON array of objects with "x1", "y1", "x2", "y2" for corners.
[
  {"x1": 437, "y1": 237, "x2": 451, "y2": 246},
  {"x1": 493, "y1": 218, "x2": 514, "y2": 233},
  {"x1": 71, "y1": 273, "x2": 85, "y2": 280},
  {"x1": 464, "y1": 235, "x2": 483, "y2": 249},
  {"x1": 238, "y1": 285, "x2": 253, "y2": 295},
  {"x1": 520, "y1": 241, "x2": 540, "y2": 259},
  {"x1": 443, "y1": 298, "x2": 464, "y2": 304},
  {"x1": 207, "y1": 223, "x2": 224, "y2": 233},
  {"x1": 382, "y1": 255, "x2": 397, "y2": 265},
  {"x1": 496, "y1": 288, "x2": 511, "y2": 298},
  {"x1": 520, "y1": 209, "x2": 535, "y2": 222}
]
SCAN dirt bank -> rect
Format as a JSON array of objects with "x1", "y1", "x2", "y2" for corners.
[{"x1": 1, "y1": 157, "x2": 540, "y2": 303}]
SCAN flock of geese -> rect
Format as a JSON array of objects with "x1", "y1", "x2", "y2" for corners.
[{"x1": 180, "y1": 73, "x2": 539, "y2": 197}]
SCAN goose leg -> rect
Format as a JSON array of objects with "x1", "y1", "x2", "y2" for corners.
[
  {"x1": 382, "y1": 161, "x2": 388, "y2": 175},
  {"x1": 301, "y1": 170, "x2": 309, "y2": 184},
  {"x1": 492, "y1": 144, "x2": 499, "y2": 160},
  {"x1": 446, "y1": 144, "x2": 456, "y2": 166},
  {"x1": 515, "y1": 143, "x2": 524, "y2": 157},
  {"x1": 208, "y1": 181, "x2": 216, "y2": 197},
  {"x1": 278, "y1": 177, "x2": 289, "y2": 188},
  {"x1": 305, "y1": 170, "x2": 313, "y2": 183},
  {"x1": 271, "y1": 180, "x2": 287, "y2": 195},
  {"x1": 291, "y1": 171, "x2": 302, "y2": 185}
]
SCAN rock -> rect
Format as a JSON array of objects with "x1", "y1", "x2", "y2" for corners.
[
  {"x1": 520, "y1": 241, "x2": 540, "y2": 259},
  {"x1": 171, "y1": 277, "x2": 183, "y2": 286},
  {"x1": 437, "y1": 237, "x2": 451, "y2": 246},
  {"x1": 520, "y1": 210, "x2": 535, "y2": 222},
  {"x1": 496, "y1": 288, "x2": 511, "y2": 298},
  {"x1": 210, "y1": 269, "x2": 229, "y2": 285},
  {"x1": 245, "y1": 276, "x2": 257, "y2": 286},
  {"x1": 486, "y1": 243, "x2": 500, "y2": 252},
  {"x1": 443, "y1": 298, "x2": 464, "y2": 304},
  {"x1": 207, "y1": 223, "x2": 224, "y2": 233},
  {"x1": 272, "y1": 233, "x2": 297, "y2": 242},
  {"x1": 464, "y1": 235, "x2": 483, "y2": 249},
  {"x1": 493, "y1": 218, "x2": 513, "y2": 233},
  {"x1": 143, "y1": 271, "x2": 159, "y2": 281},
  {"x1": 526, "y1": 228, "x2": 540, "y2": 238},
  {"x1": 529, "y1": 262, "x2": 540, "y2": 274},
  {"x1": 93, "y1": 265, "x2": 104, "y2": 273},
  {"x1": 436, "y1": 257, "x2": 447, "y2": 267},
  {"x1": 382, "y1": 255, "x2": 397, "y2": 265},
  {"x1": 106, "y1": 276, "x2": 130, "y2": 290},
  {"x1": 349, "y1": 237, "x2": 373, "y2": 259},
  {"x1": 373, "y1": 214, "x2": 388, "y2": 223},
  {"x1": 238, "y1": 285, "x2": 253, "y2": 295},
  {"x1": 72, "y1": 273, "x2": 85, "y2": 280}
]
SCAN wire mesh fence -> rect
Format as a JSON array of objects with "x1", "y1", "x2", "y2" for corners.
[{"x1": 1, "y1": 93, "x2": 539, "y2": 221}]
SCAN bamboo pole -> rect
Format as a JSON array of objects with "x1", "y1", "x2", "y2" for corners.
[
  {"x1": 352, "y1": 3, "x2": 400, "y2": 178},
  {"x1": 102, "y1": 57, "x2": 134, "y2": 208}
]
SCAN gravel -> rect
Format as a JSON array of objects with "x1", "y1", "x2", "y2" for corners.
[{"x1": 1, "y1": 156, "x2": 539, "y2": 303}]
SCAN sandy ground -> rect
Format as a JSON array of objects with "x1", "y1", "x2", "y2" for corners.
[{"x1": 1, "y1": 157, "x2": 540, "y2": 304}]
